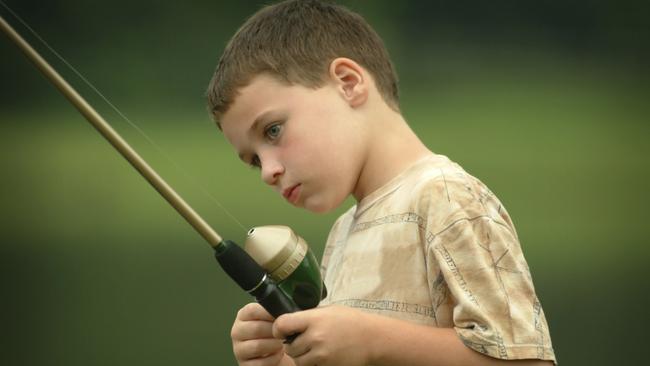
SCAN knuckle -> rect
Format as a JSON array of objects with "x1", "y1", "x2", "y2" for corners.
[
  {"x1": 236, "y1": 308, "x2": 246, "y2": 320},
  {"x1": 310, "y1": 330, "x2": 324, "y2": 345},
  {"x1": 230, "y1": 323, "x2": 239, "y2": 340},
  {"x1": 237, "y1": 303, "x2": 264, "y2": 322},
  {"x1": 239, "y1": 303, "x2": 254, "y2": 316}
]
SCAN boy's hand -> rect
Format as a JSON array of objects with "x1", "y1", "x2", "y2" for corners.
[
  {"x1": 273, "y1": 305, "x2": 372, "y2": 366},
  {"x1": 231, "y1": 303, "x2": 294, "y2": 366}
]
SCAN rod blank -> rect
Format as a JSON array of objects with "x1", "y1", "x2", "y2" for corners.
[{"x1": 0, "y1": 14, "x2": 223, "y2": 247}]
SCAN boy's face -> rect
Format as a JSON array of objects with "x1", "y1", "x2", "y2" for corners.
[{"x1": 220, "y1": 73, "x2": 368, "y2": 213}]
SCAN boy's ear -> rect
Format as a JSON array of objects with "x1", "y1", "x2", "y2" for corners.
[{"x1": 328, "y1": 57, "x2": 368, "y2": 108}]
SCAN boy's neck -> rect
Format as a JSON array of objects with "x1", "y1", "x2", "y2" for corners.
[{"x1": 352, "y1": 107, "x2": 432, "y2": 202}]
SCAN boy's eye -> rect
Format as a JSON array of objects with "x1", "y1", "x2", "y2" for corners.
[{"x1": 264, "y1": 123, "x2": 282, "y2": 140}]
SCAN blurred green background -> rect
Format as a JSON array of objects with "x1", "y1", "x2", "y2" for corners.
[{"x1": 1, "y1": 0, "x2": 648, "y2": 365}]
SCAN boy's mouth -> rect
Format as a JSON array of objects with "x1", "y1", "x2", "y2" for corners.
[{"x1": 282, "y1": 184, "x2": 301, "y2": 204}]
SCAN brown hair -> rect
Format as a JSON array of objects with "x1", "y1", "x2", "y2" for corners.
[{"x1": 206, "y1": 0, "x2": 400, "y2": 123}]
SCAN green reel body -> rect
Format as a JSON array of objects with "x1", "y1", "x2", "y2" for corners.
[{"x1": 244, "y1": 226, "x2": 326, "y2": 310}]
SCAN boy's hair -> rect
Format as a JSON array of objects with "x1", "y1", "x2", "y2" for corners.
[{"x1": 206, "y1": 0, "x2": 400, "y2": 123}]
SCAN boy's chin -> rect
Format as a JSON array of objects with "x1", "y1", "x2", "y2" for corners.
[{"x1": 301, "y1": 195, "x2": 346, "y2": 214}]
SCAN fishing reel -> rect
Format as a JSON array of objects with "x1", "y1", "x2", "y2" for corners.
[
  {"x1": 214, "y1": 226, "x2": 326, "y2": 318},
  {"x1": 1, "y1": 10, "x2": 324, "y2": 333}
]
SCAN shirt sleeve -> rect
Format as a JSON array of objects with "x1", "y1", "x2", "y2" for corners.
[{"x1": 422, "y1": 176, "x2": 556, "y2": 362}]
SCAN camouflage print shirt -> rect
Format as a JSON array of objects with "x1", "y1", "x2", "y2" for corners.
[{"x1": 320, "y1": 153, "x2": 556, "y2": 363}]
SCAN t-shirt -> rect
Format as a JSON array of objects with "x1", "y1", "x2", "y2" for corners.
[{"x1": 319, "y1": 153, "x2": 556, "y2": 363}]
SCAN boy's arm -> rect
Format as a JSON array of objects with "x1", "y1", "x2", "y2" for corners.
[
  {"x1": 274, "y1": 305, "x2": 553, "y2": 366},
  {"x1": 363, "y1": 310, "x2": 552, "y2": 366}
]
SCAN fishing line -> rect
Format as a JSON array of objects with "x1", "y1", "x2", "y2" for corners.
[
  {"x1": 2, "y1": 5, "x2": 328, "y2": 327},
  {"x1": 0, "y1": 0, "x2": 248, "y2": 232}
]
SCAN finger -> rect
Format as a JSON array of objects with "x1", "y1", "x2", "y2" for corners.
[
  {"x1": 232, "y1": 319, "x2": 275, "y2": 341},
  {"x1": 272, "y1": 313, "x2": 309, "y2": 339},
  {"x1": 231, "y1": 321, "x2": 274, "y2": 342},
  {"x1": 239, "y1": 348, "x2": 284, "y2": 366},
  {"x1": 237, "y1": 302, "x2": 275, "y2": 322},
  {"x1": 291, "y1": 349, "x2": 323, "y2": 366},
  {"x1": 234, "y1": 338, "x2": 284, "y2": 361},
  {"x1": 282, "y1": 332, "x2": 311, "y2": 359}
]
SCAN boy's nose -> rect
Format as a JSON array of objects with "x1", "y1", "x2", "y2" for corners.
[{"x1": 260, "y1": 157, "x2": 284, "y2": 186}]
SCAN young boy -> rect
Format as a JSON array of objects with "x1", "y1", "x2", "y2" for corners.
[{"x1": 206, "y1": 1, "x2": 556, "y2": 365}]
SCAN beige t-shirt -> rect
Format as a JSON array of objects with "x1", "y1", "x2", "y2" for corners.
[{"x1": 320, "y1": 153, "x2": 556, "y2": 363}]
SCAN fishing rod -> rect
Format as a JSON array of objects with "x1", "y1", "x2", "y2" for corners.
[{"x1": 0, "y1": 10, "x2": 325, "y2": 329}]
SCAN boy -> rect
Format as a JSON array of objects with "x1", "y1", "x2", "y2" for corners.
[{"x1": 206, "y1": 1, "x2": 556, "y2": 365}]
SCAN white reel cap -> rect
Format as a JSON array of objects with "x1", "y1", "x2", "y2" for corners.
[{"x1": 244, "y1": 225, "x2": 307, "y2": 282}]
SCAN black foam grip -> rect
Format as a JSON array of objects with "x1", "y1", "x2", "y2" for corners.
[
  {"x1": 213, "y1": 240, "x2": 301, "y2": 344},
  {"x1": 250, "y1": 279, "x2": 301, "y2": 318},
  {"x1": 214, "y1": 240, "x2": 265, "y2": 292},
  {"x1": 251, "y1": 280, "x2": 301, "y2": 344}
]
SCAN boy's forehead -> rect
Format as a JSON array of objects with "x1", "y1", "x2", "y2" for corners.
[
  {"x1": 221, "y1": 74, "x2": 285, "y2": 129},
  {"x1": 220, "y1": 74, "x2": 294, "y2": 148}
]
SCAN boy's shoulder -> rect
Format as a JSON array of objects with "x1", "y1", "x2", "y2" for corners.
[
  {"x1": 333, "y1": 153, "x2": 513, "y2": 237},
  {"x1": 405, "y1": 155, "x2": 516, "y2": 242},
  {"x1": 368, "y1": 153, "x2": 476, "y2": 212},
  {"x1": 406, "y1": 155, "x2": 512, "y2": 234}
]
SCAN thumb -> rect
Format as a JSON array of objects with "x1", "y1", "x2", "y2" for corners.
[{"x1": 272, "y1": 312, "x2": 309, "y2": 339}]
